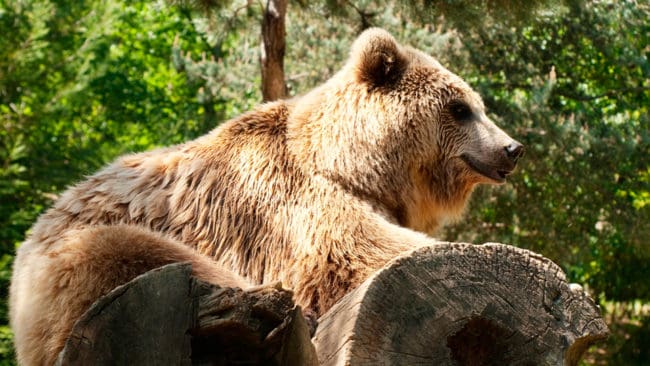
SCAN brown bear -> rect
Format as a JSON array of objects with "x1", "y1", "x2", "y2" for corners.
[{"x1": 10, "y1": 28, "x2": 523, "y2": 365}]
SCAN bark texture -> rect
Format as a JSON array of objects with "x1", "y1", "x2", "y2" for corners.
[
  {"x1": 53, "y1": 244, "x2": 608, "y2": 365},
  {"x1": 313, "y1": 243, "x2": 609, "y2": 366},
  {"x1": 260, "y1": 0, "x2": 288, "y2": 101},
  {"x1": 55, "y1": 263, "x2": 317, "y2": 366}
]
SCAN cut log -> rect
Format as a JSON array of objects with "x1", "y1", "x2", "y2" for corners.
[
  {"x1": 313, "y1": 243, "x2": 609, "y2": 366},
  {"x1": 54, "y1": 243, "x2": 607, "y2": 365},
  {"x1": 55, "y1": 262, "x2": 317, "y2": 366}
]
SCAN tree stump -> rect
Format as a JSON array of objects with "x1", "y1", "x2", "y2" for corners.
[
  {"x1": 54, "y1": 243, "x2": 608, "y2": 365},
  {"x1": 55, "y1": 263, "x2": 317, "y2": 366},
  {"x1": 313, "y1": 243, "x2": 609, "y2": 366}
]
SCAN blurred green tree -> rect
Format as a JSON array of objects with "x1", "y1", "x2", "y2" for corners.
[
  {"x1": 0, "y1": 0, "x2": 223, "y2": 361},
  {"x1": 172, "y1": 0, "x2": 556, "y2": 102},
  {"x1": 442, "y1": 0, "x2": 650, "y2": 303}
]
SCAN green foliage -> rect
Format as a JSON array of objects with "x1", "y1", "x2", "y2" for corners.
[
  {"x1": 442, "y1": 0, "x2": 650, "y2": 305},
  {"x1": 0, "y1": 0, "x2": 226, "y2": 361},
  {"x1": 580, "y1": 302, "x2": 650, "y2": 365},
  {"x1": 171, "y1": 1, "x2": 262, "y2": 116},
  {"x1": 608, "y1": 314, "x2": 650, "y2": 365}
]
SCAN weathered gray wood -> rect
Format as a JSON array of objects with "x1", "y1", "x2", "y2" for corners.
[
  {"x1": 274, "y1": 307, "x2": 319, "y2": 366},
  {"x1": 55, "y1": 263, "x2": 195, "y2": 365},
  {"x1": 55, "y1": 243, "x2": 608, "y2": 365},
  {"x1": 56, "y1": 263, "x2": 317, "y2": 366},
  {"x1": 189, "y1": 279, "x2": 317, "y2": 365},
  {"x1": 313, "y1": 243, "x2": 609, "y2": 366}
]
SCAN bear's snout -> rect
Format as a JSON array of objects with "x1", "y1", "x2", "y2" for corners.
[{"x1": 505, "y1": 141, "x2": 524, "y2": 164}]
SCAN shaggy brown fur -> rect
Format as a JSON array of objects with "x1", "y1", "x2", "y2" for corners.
[{"x1": 10, "y1": 28, "x2": 522, "y2": 365}]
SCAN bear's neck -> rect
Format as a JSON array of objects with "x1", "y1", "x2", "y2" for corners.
[{"x1": 286, "y1": 85, "x2": 415, "y2": 228}]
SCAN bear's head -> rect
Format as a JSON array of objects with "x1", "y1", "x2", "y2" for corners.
[{"x1": 289, "y1": 28, "x2": 523, "y2": 234}]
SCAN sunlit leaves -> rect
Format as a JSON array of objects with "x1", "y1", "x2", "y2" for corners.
[{"x1": 443, "y1": 0, "x2": 650, "y2": 303}]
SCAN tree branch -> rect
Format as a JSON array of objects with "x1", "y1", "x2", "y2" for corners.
[
  {"x1": 177, "y1": 6, "x2": 220, "y2": 60},
  {"x1": 344, "y1": 0, "x2": 376, "y2": 30}
]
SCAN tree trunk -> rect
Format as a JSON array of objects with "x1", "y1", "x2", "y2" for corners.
[
  {"x1": 313, "y1": 243, "x2": 609, "y2": 366},
  {"x1": 54, "y1": 244, "x2": 608, "y2": 365},
  {"x1": 55, "y1": 263, "x2": 317, "y2": 366},
  {"x1": 260, "y1": 0, "x2": 288, "y2": 101}
]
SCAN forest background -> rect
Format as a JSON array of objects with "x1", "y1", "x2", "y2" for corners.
[{"x1": 0, "y1": 0, "x2": 648, "y2": 364}]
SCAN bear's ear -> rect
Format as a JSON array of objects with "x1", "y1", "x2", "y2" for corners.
[{"x1": 350, "y1": 28, "x2": 408, "y2": 87}]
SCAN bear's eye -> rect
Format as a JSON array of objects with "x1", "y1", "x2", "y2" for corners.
[{"x1": 448, "y1": 101, "x2": 473, "y2": 123}]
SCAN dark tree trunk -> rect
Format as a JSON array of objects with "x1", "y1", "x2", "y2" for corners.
[{"x1": 260, "y1": 0, "x2": 288, "y2": 101}]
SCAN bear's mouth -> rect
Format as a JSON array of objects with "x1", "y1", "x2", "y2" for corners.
[{"x1": 460, "y1": 154, "x2": 511, "y2": 183}]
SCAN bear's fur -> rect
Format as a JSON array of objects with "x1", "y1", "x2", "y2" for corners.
[{"x1": 10, "y1": 28, "x2": 522, "y2": 365}]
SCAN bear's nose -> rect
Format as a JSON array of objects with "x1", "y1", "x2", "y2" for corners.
[{"x1": 505, "y1": 141, "x2": 524, "y2": 162}]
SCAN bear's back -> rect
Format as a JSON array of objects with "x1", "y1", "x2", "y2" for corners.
[{"x1": 27, "y1": 101, "x2": 304, "y2": 281}]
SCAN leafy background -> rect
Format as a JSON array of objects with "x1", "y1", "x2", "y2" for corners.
[{"x1": 1, "y1": 0, "x2": 648, "y2": 364}]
